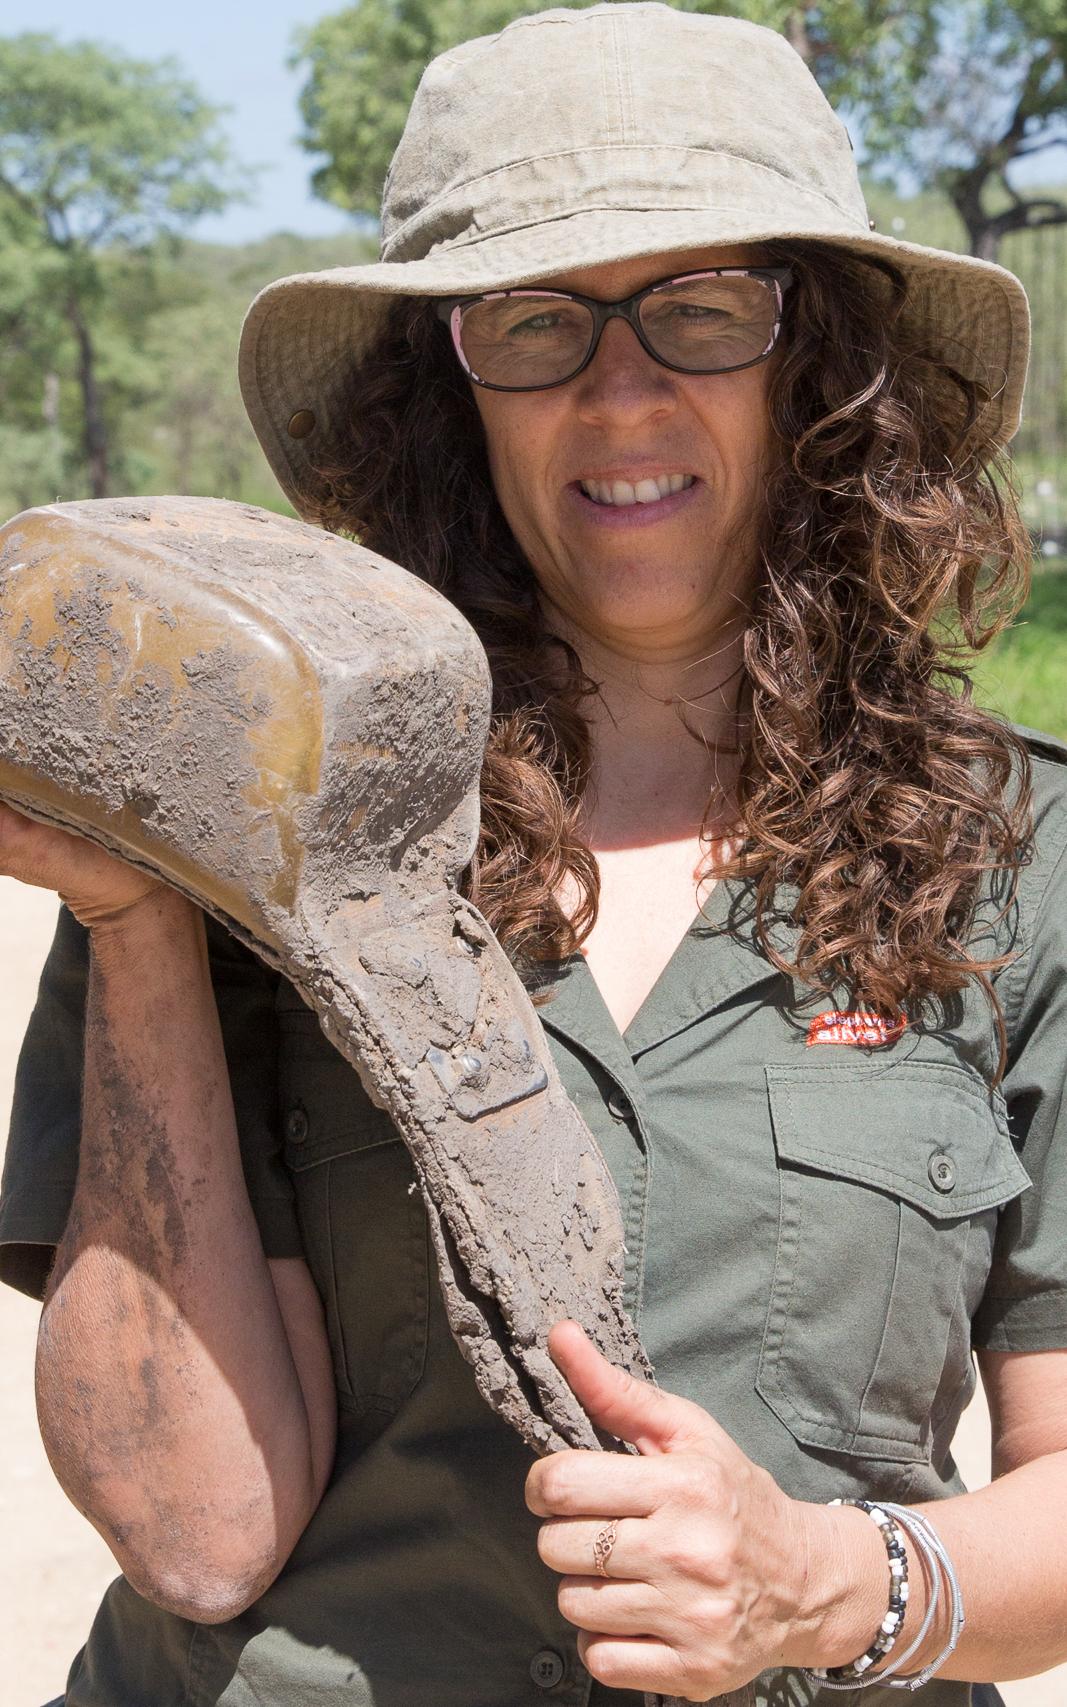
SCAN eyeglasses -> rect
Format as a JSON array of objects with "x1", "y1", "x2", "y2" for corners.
[{"x1": 435, "y1": 266, "x2": 794, "y2": 392}]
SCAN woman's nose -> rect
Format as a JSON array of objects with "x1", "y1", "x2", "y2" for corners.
[{"x1": 571, "y1": 315, "x2": 678, "y2": 427}]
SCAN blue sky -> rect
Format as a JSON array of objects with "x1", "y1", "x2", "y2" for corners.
[{"x1": 4, "y1": 0, "x2": 361, "y2": 243}]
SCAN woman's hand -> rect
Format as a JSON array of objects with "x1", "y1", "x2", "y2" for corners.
[
  {"x1": 0, "y1": 800, "x2": 163, "y2": 930},
  {"x1": 526, "y1": 1321, "x2": 839, "y2": 1703}
]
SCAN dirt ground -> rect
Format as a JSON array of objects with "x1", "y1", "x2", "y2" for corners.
[{"x1": 1, "y1": 875, "x2": 1065, "y2": 1706}]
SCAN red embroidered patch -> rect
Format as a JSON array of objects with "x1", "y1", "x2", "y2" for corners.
[{"x1": 806, "y1": 1010, "x2": 907, "y2": 1048}]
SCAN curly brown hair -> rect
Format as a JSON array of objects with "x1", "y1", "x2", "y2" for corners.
[{"x1": 307, "y1": 242, "x2": 1034, "y2": 1069}]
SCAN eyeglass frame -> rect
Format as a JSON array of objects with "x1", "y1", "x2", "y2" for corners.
[{"x1": 434, "y1": 265, "x2": 796, "y2": 392}]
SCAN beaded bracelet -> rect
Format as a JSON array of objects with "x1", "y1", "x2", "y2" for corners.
[
  {"x1": 799, "y1": 1500, "x2": 966, "y2": 1694},
  {"x1": 802, "y1": 1498, "x2": 910, "y2": 1689},
  {"x1": 876, "y1": 1504, "x2": 966, "y2": 1691}
]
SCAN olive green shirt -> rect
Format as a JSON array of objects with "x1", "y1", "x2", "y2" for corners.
[{"x1": 3, "y1": 726, "x2": 1067, "y2": 1707}]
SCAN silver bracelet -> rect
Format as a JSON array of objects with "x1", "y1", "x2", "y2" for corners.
[
  {"x1": 798, "y1": 1500, "x2": 964, "y2": 1693},
  {"x1": 871, "y1": 1514, "x2": 942, "y2": 1684},
  {"x1": 876, "y1": 1504, "x2": 966, "y2": 1691}
]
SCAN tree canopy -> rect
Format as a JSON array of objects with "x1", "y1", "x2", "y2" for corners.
[
  {"x1": 291, "y1": 0, "x2": 545, "y2": 220},
  {"x1": 0, "y1": 33, "x2": 248, "y2": 497}
]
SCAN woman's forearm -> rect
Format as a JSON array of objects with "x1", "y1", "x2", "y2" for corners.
[
  {"x1": 814, "y1": 1449, "x2": 1067, "y2": 1682},
  {"x1": 35, "y1": 889, "x2": 321, "y2": 1623}
]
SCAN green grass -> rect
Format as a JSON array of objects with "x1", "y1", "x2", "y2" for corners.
[{"x1": 970, "y1": 561, "x2": 1067, "y2": 741}]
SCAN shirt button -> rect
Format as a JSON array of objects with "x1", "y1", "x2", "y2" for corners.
[
  {"x1": 529, "y1": 1648, "x2": 565, "y2": 1689},
  {"x1": 606, "y1": 1086, "x2": 633, "y2": 1122},
  {"x1": 928, "y1": 1153, "x2": 956, "y2": 1192},
  {"x1": 286, "y1": 1106, "x2": 309, "y2": 1144}
]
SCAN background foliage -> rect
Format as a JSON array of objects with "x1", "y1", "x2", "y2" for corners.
[{"x1": 0, "y1": 34, "x2": 249, "y2": 499}]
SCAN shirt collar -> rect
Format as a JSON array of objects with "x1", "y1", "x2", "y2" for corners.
[{"x1": 535, "y1": 875, "x2": 793, "y2": 1064}]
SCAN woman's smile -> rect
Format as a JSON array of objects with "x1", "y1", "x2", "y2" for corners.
[{"x1": 567, "y1": 470, "x2": 702, "y2": 528}]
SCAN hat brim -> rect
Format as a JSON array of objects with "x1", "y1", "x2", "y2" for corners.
[{"x1": 239, "y1": 208, "x2": 1030, "y2": 523}]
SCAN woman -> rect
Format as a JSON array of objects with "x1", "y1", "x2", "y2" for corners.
[{"x1": 1, "y1": 7, "x2": 1065, "y2": 1705}]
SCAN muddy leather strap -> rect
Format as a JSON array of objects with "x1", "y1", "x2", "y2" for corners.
[{"x1": 0, "y1": 495, "x2": 655, "y2": 1449}]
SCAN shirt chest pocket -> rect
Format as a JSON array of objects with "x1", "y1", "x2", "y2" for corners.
[
  {"x1": 277, "y1": 999, "x2": 430, "y2": 1427},
  {"x1": 757, "y1": 1061, "x2": 1031, "y2": 1464}
]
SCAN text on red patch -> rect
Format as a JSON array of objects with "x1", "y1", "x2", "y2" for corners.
[{"x1": 806, "y1": 1010, "x2": 907, "y2": 1048}]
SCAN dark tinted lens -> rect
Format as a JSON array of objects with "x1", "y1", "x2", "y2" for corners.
[
  {"x1": 457, "y1": 293, "x2": 594, "y2": 387},
  {"x1": 639, "y1": 275, "x2": 780, "y2": 372}
]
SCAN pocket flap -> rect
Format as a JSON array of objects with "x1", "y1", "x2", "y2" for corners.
[
  {"x1": 765, "y1": 1061, "x2": 1031, "y2": 1219},
  {"x1": 283, "y1": 1095, "x2": 401, "y2": 1171},
  {"x1": 277, "y1": 994, "x2": 401, "y2": 1171}
]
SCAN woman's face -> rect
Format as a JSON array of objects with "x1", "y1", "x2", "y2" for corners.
[{"x1": 469, "y1": 244, "x2": 780, "y2": 666}]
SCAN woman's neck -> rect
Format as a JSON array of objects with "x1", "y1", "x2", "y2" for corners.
[{"x1": 549, "y1": 613, "x2": 749, "y2": 845}]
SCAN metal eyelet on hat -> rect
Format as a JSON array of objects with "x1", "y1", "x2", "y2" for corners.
[{"x1": 287, "y1": 409, "x2": 316, "y2": 440}]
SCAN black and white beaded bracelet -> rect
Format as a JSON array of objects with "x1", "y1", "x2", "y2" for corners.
[{"x1": 804, "y1": 1498, "x2": 910, "y2": 1688}]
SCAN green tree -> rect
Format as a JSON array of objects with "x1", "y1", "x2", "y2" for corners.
[
  {"x1": 0, "y1": 33, "x2": 248, "y2": 499},
  {"x1": 0, "y1": 209, "x2": 67, "y2": 512},
  {"x1": 859, "y1": 1, "x2": 1067, "y2": 261},
  {"x1": 117, "y1": 230, "x2": 376, "y2": 513},
  {"x1": 292, "y1": 1, "x2": 1067, "y2": 261},
  {"x1": 291, "y1": 0, "x2": 543, "y2": 219}
]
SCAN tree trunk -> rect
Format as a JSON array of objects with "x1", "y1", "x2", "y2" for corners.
[
  {"x1": 948, "y1": 157, "x2": 1067, "y2": 263},
  {"x1": 41, "y1": 370, "x2": 60, "y2": 431},
  {"x1": 953, "y1": 195, "x2": 1067, "y2": 264},
  {"x1": 784, "y1": 8, "x2": 812, "y2": 62},
  {"x1": 947, "y1": 183, "x2": 999, "y2": 262},
  {"x1": 66, "y1": 294, "x2": 109, "y2": 499},
  {"x1": 969, "y1": 220, "x2": 1001, "y2": 265}
]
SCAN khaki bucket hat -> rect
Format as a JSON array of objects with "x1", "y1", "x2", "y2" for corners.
[{"x1": 239, "y1": 2, "x2": 1030, "y2": 521}]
